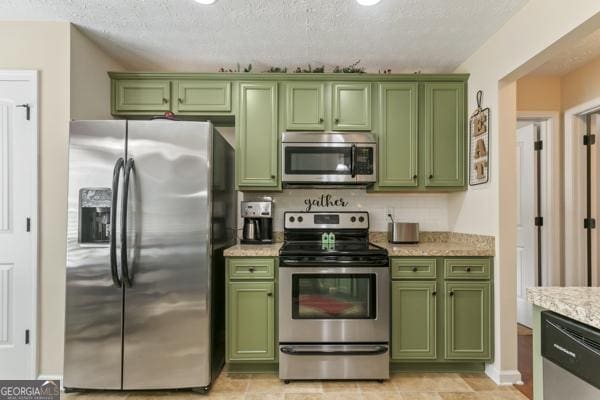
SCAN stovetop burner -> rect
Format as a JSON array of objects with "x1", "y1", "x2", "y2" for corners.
[{"x1": 279, "y1": 240, "x2": 387, "y2": 257}]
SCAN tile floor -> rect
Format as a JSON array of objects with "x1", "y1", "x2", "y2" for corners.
[{"x1": 63, "y1": 371, "x2": 529, "y2": 399}]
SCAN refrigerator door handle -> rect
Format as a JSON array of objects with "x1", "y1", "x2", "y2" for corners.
[
  {"x1": 110, "y1": 158, "x2": 125, "y2": 288},
  {"x1": 121, "y1": 158, "x2": 135, "y2": 287}
]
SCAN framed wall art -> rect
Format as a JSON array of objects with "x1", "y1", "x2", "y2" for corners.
[{"x1": 469, "y1": 90, "x2": 490, "y2": 186}]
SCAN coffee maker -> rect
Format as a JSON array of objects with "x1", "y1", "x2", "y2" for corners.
[{"x1": 241, "y1": 200, "x2": 273, "y2": 244}]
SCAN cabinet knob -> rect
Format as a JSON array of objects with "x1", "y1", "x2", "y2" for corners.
[
  {"x1": 334, "y1": 118, "x2": 340, "y2": 123},
  {"x1": 267, "y1": 292, "x2": 273, "y2": 297},
  {"x1": 319, "y1": 117, "x2": 324, "y2": 123},
  {"x1": 412, "y1": 267, "x2": 418, "y2": 272},
  {"x1": 465, "y1": 267, "x2": 471, "y2": 272},
  {"x1": 248, "y1": 267, "x2": 255, "y2": 273},
  {"x1": 178, "y1": 98, "x2": 183, "y2": 104},
  {"x1": 162, "y1": 98, "x2": 168, "y2": 104},
  {"x1": 449, "y1": 291, "x2": 454, "y2": 296},
  {"x1": 271, "y1": 175, "x2": 276, "y2": 179},
  {"x1": 413, "y1": 174, "x2": 417, "y2": 180},
  {"x1": 432, "y1": 291, "x2": 437, "y2": 296},
  {"x1": 429, "y1": 174, "x2": 434, "y2": 179}
]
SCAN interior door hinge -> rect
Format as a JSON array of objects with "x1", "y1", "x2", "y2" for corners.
[
  {"x1": 25, "y1": 329, "x2": 30, "y2": 344},
  {"x1": 534, "y1": 140, "x2": 543, "y2": 151},
  {"x1": 583, "y1": 134, "x2": 596, "y2": 146},
  {"x1": 26, "y1": 217, "x2": 31, "y2": 232},
  {"x1": 534, "y1": 217, "x2": 544, "y2": 226},
  {"x1": 584, "y1": 218, "x2": 596, "y2": 229}
]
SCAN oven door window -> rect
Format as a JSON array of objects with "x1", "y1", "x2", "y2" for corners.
[
  {"x1": 292, "y1": 274, "x2": 376, "y2": 319},
  {"x1": 285, "y1": 146, "x2": 352, "y2": 175}
]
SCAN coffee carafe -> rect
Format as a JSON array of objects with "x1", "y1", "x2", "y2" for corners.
[{"x1": 241, "y1": 200, "x2": 273, "y2": 244}]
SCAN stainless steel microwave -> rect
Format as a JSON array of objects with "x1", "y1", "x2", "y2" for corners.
[{"x1": 281, "y1": 132, "x2": 377, "y2": 185}]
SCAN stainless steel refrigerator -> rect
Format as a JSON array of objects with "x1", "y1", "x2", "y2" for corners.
[{"x1": 63, "y1": 120, "x2": 235, "y2": 391}]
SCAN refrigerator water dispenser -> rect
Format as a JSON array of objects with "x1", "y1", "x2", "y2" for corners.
[{"x1": 79, "y1": 188, "x2": 112, "y2": 244}]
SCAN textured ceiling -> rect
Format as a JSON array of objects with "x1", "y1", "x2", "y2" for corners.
[
  {"x1": 0, "y1": 0, "x2": 527, "y2": 73},
  {"x1": 532, "y1": 28, "x2": 600, "y2": 76}
]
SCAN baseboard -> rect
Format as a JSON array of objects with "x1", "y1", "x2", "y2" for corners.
[{"x1": 485, "y1": 364, "x2": 522, "y2": 385}]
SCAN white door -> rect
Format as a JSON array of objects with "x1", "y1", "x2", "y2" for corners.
[
  {"x1": 0, "y1": 71, "x2": 37, "y2": 378},
  {"x1": 516, "y1": 123, "x2": 537, "y2": 327}
]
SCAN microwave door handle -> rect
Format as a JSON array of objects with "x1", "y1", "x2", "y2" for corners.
[
  {"x1": 110, "y1": 158, "x2": 125, "y2": 288},
  {"x1": 351, "y1": 144, "x2": 357, "y2": 178}
]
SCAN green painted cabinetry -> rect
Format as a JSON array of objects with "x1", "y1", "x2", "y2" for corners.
[
  {"x1": 378, "y1": 83, "x2": 419, "y2": 187},
  {"x1": 114, "y1": 80, "x2": 171, "y2": 112},
  {"x1": 444, "y1": 281, "x2": 491, "y2": 360},
  {"x1": 391, "y1": 281, "x2": 437, "y2": 360},
  {"x1": 424, "y1": 82, "x2": 465, "y2": 187},
  {"x1": 237, "y1": 82, "x2": 279, "y2": 188},
  {"x1": 174, "y1": 80, "x2": 231, "y2": 112},
  {"x1": 391, "y1": 257, "x2": 493, "y2": 364},
  {"x1": 227, "y1": 281, "x2": 275, "y2": 361},
  {"x1": 226, "y1": 257, "x2": 277, "y2": 363},
  {"x1": 285, "y1": 82, "x2": 325, "y2": 130},
  {"x1": 332, "y1": 83, "x2": 371, "y2": 130}
]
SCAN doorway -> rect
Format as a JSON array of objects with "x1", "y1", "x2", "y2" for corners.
[{"x1": 0, "y1": 70, "x2": 38, "y2": 379}]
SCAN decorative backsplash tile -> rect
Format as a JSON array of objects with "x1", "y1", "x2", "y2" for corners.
[{"x1": 242, "y1": 189, "x2": 449, "y2": 232}]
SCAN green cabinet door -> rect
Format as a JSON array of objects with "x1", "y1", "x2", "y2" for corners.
[
  {"x1": 227, "y1": 281, "x2": 275, "y2": 361},
  {"x1": 115, "y1": 80, "x2": 171, "y2": 112},
  {"x1": 286, "y1": 82, "x2": 325, "y2": 130},
  {"x1": 378, "y1": 83, "x2": 418, "y2": 187},
  {"x1": 444, "y1": 281, "x2": 491, "y2": 360},
  {"x1": 423, "y1": 82, "x2": 465, "y2": 187},
  {"x1": 237, "y1": 82, "x2": 279, "y2": 188},
  {"x1": 391, "y1": 281, "x2": 437, "y2": 360},
  {"x1": 174, "y1": 80, "x2": 231, "y2": 112},
  {"x1": 332, "y1": 83, "x2": 371, "y2": 131}
]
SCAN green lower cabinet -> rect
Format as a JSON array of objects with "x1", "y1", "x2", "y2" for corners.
[
  {"x1": 391, "y1": 281, "x2": 437, "y2": 360},
  {"x1": 227, "y1": 281, "x2": 275, "y2": 361},
  {"x1": 444, "y1": 281, "x2": 491, "y2": 360}
]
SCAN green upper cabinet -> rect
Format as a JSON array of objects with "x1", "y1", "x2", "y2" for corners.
[
  {"x1": 237, "y1": 82, "x2": 279, "y2": 188},
  {"x1": 114, "y1": 80, "x2": 171, "y2": 112},
  {"x1": 227, "y1": 281, "x2": 275, "y2": 361},
  {"x1": 332, "y1": 83, "x2": 372, "y2": 131},
  {"x1": 444, "y1": 281, "x2": 491, "y2": 360},
  {"x1": 174, "y1": 80, "x2": 231, "y2": 112},
  {"x1": 391, "y1": 281, "x2": 437, "y2": 360},
  {"x1": 424, "y1": 82, "x2": 465, "y2": 187},
  {"x1": 285, "y1": 82, "x2": 325, "y2": 130},
  {"x1": 378, "y1": 83, "x2": 419, "y2": 187}
]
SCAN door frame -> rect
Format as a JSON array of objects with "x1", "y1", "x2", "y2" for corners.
[
  {"x1": 516, "y1": 111, "x2": 561, "y2": 287},
  {"x1": 564, "y1": 97, "x2": 600, "y2": 286},
  {"x1": 0, "y1": 70, "x2": 39, "y2": 378}
]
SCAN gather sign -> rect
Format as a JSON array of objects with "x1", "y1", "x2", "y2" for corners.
[{"x1": 304, "y1": 194, "x2": 349, "y2": 212}]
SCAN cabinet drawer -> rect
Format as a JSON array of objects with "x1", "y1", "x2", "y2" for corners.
[
  {"x1": 175, "y1": 81, "x2": 231, "y2": 112},
  {"x1": 228, "y1": 258, "x2": 275, "y2": 280},
  {"x1": 391, "y1": 258, "x2": 437, "y2": 279},
  {"x1": 444, "y1": 259, "x2": 491, "y2": 280}
]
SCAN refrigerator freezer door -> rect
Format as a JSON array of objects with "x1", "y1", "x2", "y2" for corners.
[
  {"x1": 122, "y1": 120, "x2": 212, "y2": 389},
  {"x1": 64, "y1": 120, "x2": 126, "y2": 390}
]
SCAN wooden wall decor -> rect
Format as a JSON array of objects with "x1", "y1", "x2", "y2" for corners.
[{"x1": 469, "y1": 90, "x2": 490, "y2": 186}]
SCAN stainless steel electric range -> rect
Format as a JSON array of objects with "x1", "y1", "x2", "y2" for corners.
[{"x1": 278, "y1": 211, "x2": 390, "y2": 381}]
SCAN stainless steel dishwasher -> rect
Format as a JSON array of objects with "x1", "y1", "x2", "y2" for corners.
[{"x1": 541, "y1": 311, "x2": 600, "y2": 400}]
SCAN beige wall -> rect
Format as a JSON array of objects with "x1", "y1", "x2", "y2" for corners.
[
  {"x1": 517, "y1": 76, "x2": 562, "y2": 111},
  {"x1": 0, "y1": 21, "x2": 123, "y2": 376},
  {"x1": 450, "y1": 0, "x2": 600, "y2": 384},
  {"x1": 561, "y1": 55, "x2": 600, "y2": 111},
  {"x1": 0, "y1": 21, "x2": 71, "y2": 377}
]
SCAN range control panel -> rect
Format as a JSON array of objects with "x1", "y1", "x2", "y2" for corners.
[{"x1": 284, "y1": 211, "x2": 369, "y2": 230}]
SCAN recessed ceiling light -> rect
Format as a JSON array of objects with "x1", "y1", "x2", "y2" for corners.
[
  {"x1": 195, "y1": 0, "x2": 216, "y2": 4},
  {"x1": 356, "y1": 0, "x2": 381, "y2": 5}
]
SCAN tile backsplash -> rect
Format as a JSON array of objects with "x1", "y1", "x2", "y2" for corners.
[{"x1": 242, "y1": 189, "x2": 449, "y2": 232}]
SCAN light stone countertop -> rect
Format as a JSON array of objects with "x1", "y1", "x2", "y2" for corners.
[
  {"x1": 223, "y1": 231, "x2": 495, "y2": 257},
  {"x1": 526, "y1": 287, "x2": 600, "y2": 330}
]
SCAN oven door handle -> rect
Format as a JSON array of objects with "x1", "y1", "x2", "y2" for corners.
[{"x1": 280, "y1": 345, "x2": 388, "y2": 356}]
